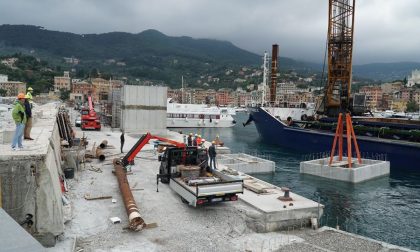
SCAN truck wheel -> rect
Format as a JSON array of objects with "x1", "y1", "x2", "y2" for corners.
[{"x1": 181, "y1": 197, "x2": 189, "y2": 204}]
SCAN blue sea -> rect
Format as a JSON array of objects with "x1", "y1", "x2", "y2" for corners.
[{"x1": 174, "y1": 112, "x2": 420, "y2": 250}]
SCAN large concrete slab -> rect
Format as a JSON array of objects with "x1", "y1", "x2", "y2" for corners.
[
  {"x1": 300, "y1": 157, "x2": 390, "y2": 183},
  {"x1": 237, "y1": 176, "x2": 323, "y2": 232}
]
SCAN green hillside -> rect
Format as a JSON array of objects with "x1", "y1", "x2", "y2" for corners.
[{"x1": 0, "y1": 25, "x2": 323, "y2": 88}]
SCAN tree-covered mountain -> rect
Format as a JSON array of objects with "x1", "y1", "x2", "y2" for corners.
[
  {"x1": 0, "y1": 25, "x2": 324, "y2": 87},
  {"x1": 0, "y1": 25, "x2": 418, "y2": 86}
]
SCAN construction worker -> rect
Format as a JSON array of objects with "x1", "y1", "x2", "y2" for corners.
[
  {"x1": 187, "y1": 133, "x2": 193, "y2": 146},
  {"x1": 120, "y1": 131, "x2": 125, "y2": 153},
  {"x1": 11, "y1": 93, "x2": 27, "y2": 150},
  {"x1": 196, "y1": 134, "x2": 202, "y2": 147},
  {"x1": 26, "y1": 87, "x2": 33, "y2": 100},
  {"x1": 23, "y1": 94, "x2": 33, "y2": 140},
  {"x1": 193, "y1": 134, "x2": 198, "y2": 146},
  {"x1": 208, "y1": 141, "x2": 217, "y2": 170}
]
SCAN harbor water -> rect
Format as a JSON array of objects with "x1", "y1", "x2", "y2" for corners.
[{"x1": 174, "y1": 112, "x2": 420, "y2": 250}]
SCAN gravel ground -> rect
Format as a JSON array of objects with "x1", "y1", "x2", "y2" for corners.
[{"x1": 46, "y1": 123, "x2": 414, "y2": 252}]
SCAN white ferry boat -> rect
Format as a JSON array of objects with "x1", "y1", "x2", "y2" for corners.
[{"x1": 167, "y1": 99, "x2": 236, "y2": 128}]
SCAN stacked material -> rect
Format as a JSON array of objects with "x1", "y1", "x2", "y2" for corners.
[
  {"x1": 178, "y1": 165, "x2": 201, "y2": 180},
  {"x1": 56, "y1": 108, "x2": 74, "y2": 146}
]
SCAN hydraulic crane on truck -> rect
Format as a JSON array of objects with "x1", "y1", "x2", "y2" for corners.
[
  {"x1": 115, "y1": 132, "x2": 243, "y2": 207},
  {"x1": 80, "y1": 96, "x2": 101, "y2": 130}
]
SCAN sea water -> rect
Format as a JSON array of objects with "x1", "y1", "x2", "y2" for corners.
[{"x1": 174, "y1": 112, "x2": 420, "y2": 250}]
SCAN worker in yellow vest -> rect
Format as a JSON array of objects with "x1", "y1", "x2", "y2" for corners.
[{"x1": 26, "y1": 87, "x2": 33, "y2": 100}]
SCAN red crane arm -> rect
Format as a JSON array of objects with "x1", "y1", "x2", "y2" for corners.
[
  {"x1": 121, "y1": 132, "x2": 185, "y2": 167},
  {"x1": 88, "y1": 96, "x2": 94, "y2": 112}
]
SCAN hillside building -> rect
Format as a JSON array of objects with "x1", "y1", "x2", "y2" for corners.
[
  {"x1": 407, "y1": 69, "x2": 420, "y2": 87},
  {"x1": 359, "y1": 86, "x2": 383, "y2": 109},
  {"x1": 54, "y1": 71, "x2": 71, "y2": 92},
  {"x1": 0, "y1": 80, "x2": 26, "y2": 97},
  {"x1": 70, "y1": 81, "x2": 94, "y2": 103},
  {"x1": 0, "y1": 74, "x2": 7, "y2": 82}
]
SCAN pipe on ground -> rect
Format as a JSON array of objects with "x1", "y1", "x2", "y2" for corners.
[
  {"x1": 96, "y1": 148, "x2": 106, "y2": 161},
  {"x1": 99, "y1": 140, "x2": 108, "y2": 149},
  {"x1": 113, "y1": 159, "x2": 145, "y2": 231}
]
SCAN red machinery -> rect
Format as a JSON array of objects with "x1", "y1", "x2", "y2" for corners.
[
  {"x1": 81, "y1": 96, "x2": 101, "y2": 130},
  {"x1": 120, "y1": 132, "x2": 186, "y2": 167}
]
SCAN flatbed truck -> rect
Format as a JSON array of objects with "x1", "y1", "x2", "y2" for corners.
[{"x1": 119, "y1": 133, "x2": 243, "y2": 207}]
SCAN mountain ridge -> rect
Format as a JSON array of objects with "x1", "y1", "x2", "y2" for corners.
[{"x1": 0, "y1": 24, "x2": 419, "y2": 84}]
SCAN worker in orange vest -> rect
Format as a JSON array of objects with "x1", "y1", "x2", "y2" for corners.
[{"x1": 196, "y1": 134, "x2": 202, "y2": 147}]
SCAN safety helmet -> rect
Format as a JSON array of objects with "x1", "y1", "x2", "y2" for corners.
[
  {"x1": 25, "y1": 94, "x2": 31, "y2": 99},
  {"x1": 27, "y1": 87, "x2": 33, "y2": 91},
  {"x1": 189, "y1": 133, "x2": 193, "y2": 136},
  {"x1": 17, "y1": 93, "x2": 26, "y2": 99},
  {"x1": 198, "y1": 135, "x2": 201, "y2": 138},
  {"x1": 195, "y1": 134, "x2": 198, "y2": 136},
  {"x1": 212, "y1": 141, "x2": 216, "y2": 144}
]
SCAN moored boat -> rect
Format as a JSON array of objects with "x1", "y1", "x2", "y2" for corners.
[
  {"x1": 249, "y1": 106, "x2": 420, "y2": 170},
  {"x1": 167, "y1": 99, "x2": 236, "y2": 128}
]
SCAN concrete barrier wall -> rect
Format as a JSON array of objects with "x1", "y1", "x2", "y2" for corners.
[
  {"x1": 35, "y1": 121, "x2": 64, "y2": 235},
  {"x1": 0, "y1": 104, "x2": 64, "y2": 246}
]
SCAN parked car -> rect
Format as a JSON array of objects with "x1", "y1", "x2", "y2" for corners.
[{"x1": 75, "y1": 116, "x2": 81, "y2": 127}]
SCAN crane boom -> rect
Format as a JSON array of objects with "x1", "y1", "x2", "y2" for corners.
[
  {"x1": 88, "y1": 96, "x2": 94, "y2": 112},
  {"x1": 121, "y1": 132, "x2": 186, "y2": 167},
  {"x1": 322, "y1": 0, "x2": 356, "y2": 116}
]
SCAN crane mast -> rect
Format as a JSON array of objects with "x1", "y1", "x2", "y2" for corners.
[{"x1": 323, "y1": 0, "x2": 355, "y2": 116}]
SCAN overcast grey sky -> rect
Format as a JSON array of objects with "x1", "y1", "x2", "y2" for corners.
[{"x1": 0, "y1": 0, "x2": 419, "y2": 64}]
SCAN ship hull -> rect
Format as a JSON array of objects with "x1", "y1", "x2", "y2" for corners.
[{"x1": 250, "y1": 107, "x2": 420, "y2": 170}]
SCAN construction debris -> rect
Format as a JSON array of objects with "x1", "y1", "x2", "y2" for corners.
[
  {"x1": 95, "y1": 148, "x2": 106, "y2": 161},
  {"x1": 110, "y1": 217, "x2": 121, "y2": 224},
  {"x1": 84, "y1": 195, "x2": 112, "y2": 201},
  {"x1": 99, "y1": 140, "x2": 108, "y2": 149}
]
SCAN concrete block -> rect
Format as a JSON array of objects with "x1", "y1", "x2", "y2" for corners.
[
  {"x1": 218, "y1": 153, "x2": 275, "y2": 174},
  {"x1": 121, "y1": 85, "x2": 167, "y2": 134},
  {"x1": 239, "y1": 177, "x2": 323, "y2": 232},
  {"x1": 300, "y1": 157, "x2": 390, "y2": 183}
]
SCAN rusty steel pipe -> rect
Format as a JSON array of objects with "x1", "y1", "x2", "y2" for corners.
[
  {"x1": 113, "y1": 159, "x2": 145, "y2": 231},
  {"x1": 99, "y1": 140, "x2": 108, "y2": 149},
  {"x1": 96, "y1": 148, "x2": 106, "y2": 161}
]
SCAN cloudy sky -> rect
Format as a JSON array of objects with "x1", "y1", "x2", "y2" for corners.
[{"x1": 0, "y1": 0, "x2": 419, "y2": 64}]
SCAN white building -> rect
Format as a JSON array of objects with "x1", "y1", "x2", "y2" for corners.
[
  {"x1": 0, "y1": 74, "x2": 7, "y2": 82},
  {"x1": 407, "y1": 69, "x2": 420, "y2": 87},
  {"x1": 277, "y1": 82, "x2": 299, "y2": 94}
]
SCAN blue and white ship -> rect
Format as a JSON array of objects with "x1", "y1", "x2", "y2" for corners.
[{"x1": 248, "y1": 106, "x2": 420, "y2": 170}]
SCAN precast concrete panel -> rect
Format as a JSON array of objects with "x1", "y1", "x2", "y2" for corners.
[{"x1": 121, "y1": 85, "x2": 167, "y2": 133}]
